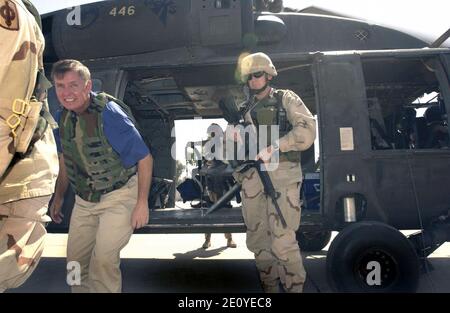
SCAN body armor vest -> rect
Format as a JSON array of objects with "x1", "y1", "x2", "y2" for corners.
[
  {"x1": 59, "y1": 96, "x2": 136, "y2": 202},
  {"x1": 249, "y1": 90, "x2": 301, "y2": 163}
]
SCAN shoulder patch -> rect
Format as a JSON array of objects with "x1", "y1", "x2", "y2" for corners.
[{"x1": 0, "y1": 0, "x2": 19, "y2": 31}]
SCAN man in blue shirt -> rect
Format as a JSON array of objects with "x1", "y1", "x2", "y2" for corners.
[{"x1": 49, "y1": 59, "x2": 153, "y2": 293}]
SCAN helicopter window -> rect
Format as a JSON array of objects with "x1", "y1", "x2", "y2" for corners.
[{"x1": 362, "y1": 56, "x2": 449, "y2": 151}]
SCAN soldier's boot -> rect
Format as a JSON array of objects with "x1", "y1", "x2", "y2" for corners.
[
  {"x1": 225, "y1": 233, "x2": 236, "y2": 248},
  {"x1": 202, "y1": 233, "x2": 211, "y2": 249}
]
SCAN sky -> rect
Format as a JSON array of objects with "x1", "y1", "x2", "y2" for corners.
[{"x1": 30, "y1": 0, "x2": 449, "y2": 164}]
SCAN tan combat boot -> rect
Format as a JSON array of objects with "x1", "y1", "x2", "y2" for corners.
[
  {"x1": 225, "y1": 233, "x2": 237, "y2": 248},
  {"x1": 202, "y1": 233, "x2": 211, "y2": 249}
]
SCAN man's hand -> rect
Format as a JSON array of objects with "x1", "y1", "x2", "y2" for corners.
[
  {"x1": 49, "y1": 196, "x2": 64, "y2": 224},
  {"x1": 50, "y1": 154, "x2": 69, "y2": 224},
  {"x1": 131, "y1": 201, "x2": 149, "y2": 230},
  {"x1": 134, "y1": 154, "x2": 152, "y2": 229}
]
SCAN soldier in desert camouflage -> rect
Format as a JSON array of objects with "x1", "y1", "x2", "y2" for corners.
[
  {"x1": 234, "y1": 52, "x2": 316, "y2": 292},
  {"x1": 0, "y1": 0, "x2": 59, "y2": 292}
]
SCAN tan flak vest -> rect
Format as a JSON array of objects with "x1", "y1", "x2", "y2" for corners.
[{"x1": 0, "y1": 0, "x2": 58, "y2": 204}]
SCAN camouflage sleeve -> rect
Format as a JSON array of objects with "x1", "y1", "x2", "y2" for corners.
[
  {"x1": 278, "y1": 90, "x2": 316, "y2": 152},
  {"x1": 0, "y1": 0, "x2": 39, "y2": 177}
]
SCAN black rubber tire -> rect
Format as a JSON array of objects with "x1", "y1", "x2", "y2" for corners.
[
  {"x1": 297, "y1": 230, "x2": 332, "y2": 252},
  {"x1": 326, "y1": 221, "x2": 420, "y2": 293}
]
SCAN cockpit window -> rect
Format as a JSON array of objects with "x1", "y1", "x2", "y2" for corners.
[{"x1": 363, "y1": 57, "x2": 449, "y2": 150}]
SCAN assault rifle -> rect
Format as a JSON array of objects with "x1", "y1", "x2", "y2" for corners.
[{"x1": 205, "y1": 97, "x2": 287, "y2": 229}]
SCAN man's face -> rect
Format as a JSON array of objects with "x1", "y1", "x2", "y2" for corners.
[
  {"x1": 54, "y1": 71, "x2": 92, "y2": 114},
  {"x1": 247, "y1": 72, "x2": 271, "y2": 91}
]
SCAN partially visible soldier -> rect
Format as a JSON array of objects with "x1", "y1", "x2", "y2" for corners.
[
  {"x1": 233, "y1": 52, "x2": 316, "y2": 292},
  {"x1": 0, "y1": 0, "x2": 59, "y2": 292},
  {"x1": 202, "y1": 124, "x2": 237, "y2": 249}
]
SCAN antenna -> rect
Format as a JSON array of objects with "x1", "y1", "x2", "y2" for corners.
[{"x1": 430, "y1": 28, "x2": 450, "y2": 48}]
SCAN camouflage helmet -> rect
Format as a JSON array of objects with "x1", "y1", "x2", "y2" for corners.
[{"x1": 240, "y1": 52, "x2": 277, "y2": 82}]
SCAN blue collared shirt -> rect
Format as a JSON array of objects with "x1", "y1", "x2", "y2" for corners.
[{"x1": 54, "y1": 94, "x2": 150, "y2": 168}]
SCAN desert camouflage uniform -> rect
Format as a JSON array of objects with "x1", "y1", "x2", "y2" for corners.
[
  {"x1": 235, "y1": 89, "x2": 316, "y2": 293},
  {"x1": 0, "y1": 0, "x2": 58, "y2": 292}
]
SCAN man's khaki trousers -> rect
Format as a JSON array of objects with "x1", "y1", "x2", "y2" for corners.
[{"x1": 67, "y1": 175, "x2": 137, "y2": 293}]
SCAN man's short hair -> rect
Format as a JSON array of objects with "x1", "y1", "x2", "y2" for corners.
[{"x1": 51, "y1": 59, "x2": 91, "y2": 82}]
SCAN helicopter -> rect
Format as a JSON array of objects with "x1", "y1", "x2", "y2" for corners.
[{"x1": 42, "y1": 0, "x2": 450, "y2": 292}]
